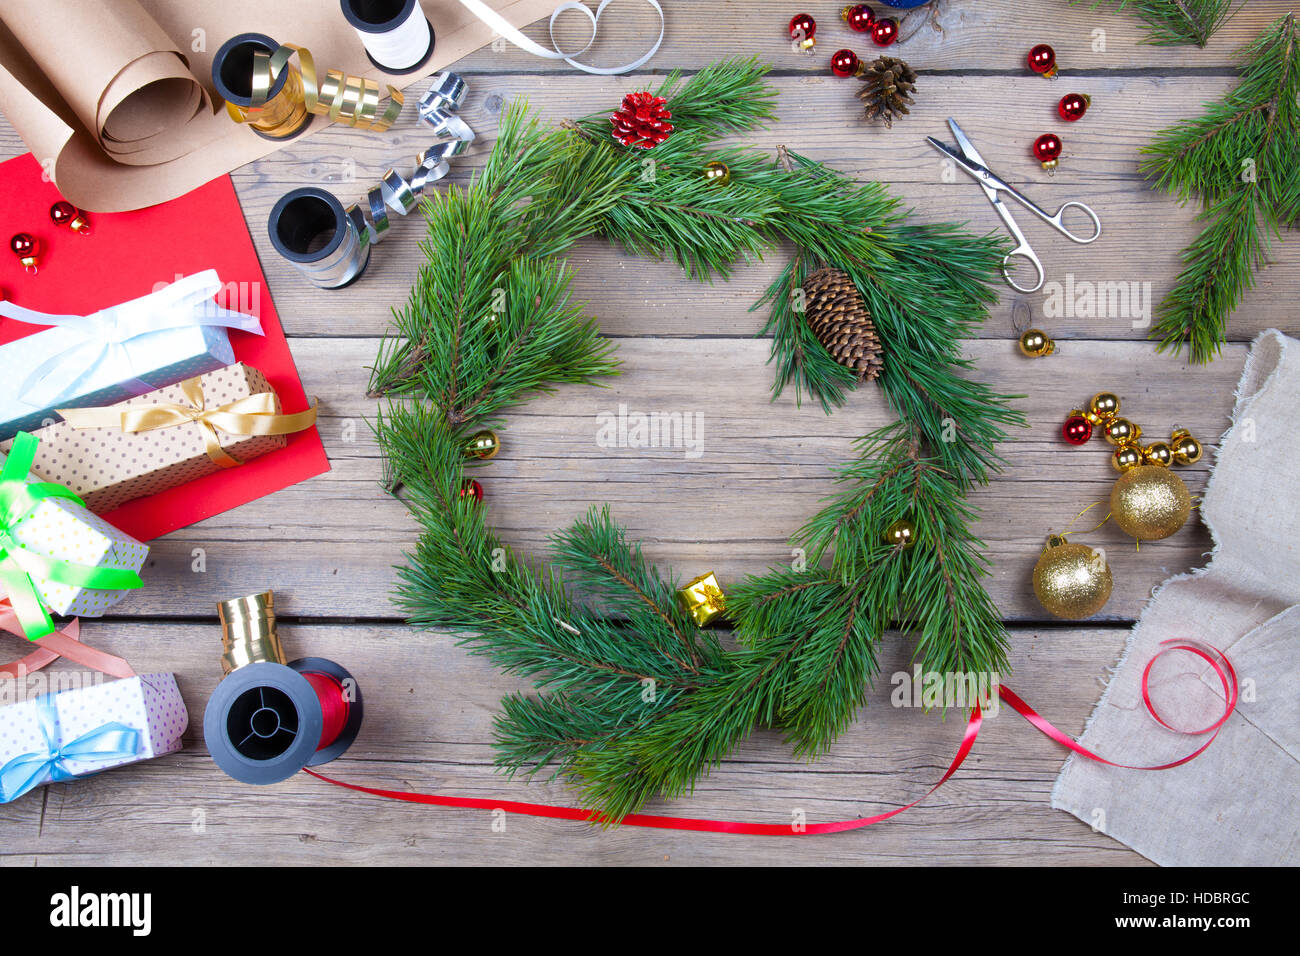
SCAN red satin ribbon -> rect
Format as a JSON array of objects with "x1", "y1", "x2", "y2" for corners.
[{"x1": 306, "y1": 639, "x2": 1236, "y2": 836}]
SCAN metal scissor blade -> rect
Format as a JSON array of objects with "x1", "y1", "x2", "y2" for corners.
[
  {"x1": 946, "y1": 118, "x2": 991, "y2": 170},
  {"x1": 926, "y1": 136, "x2": 988, "y2": 183}
]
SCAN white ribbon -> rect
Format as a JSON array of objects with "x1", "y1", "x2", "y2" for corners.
[
  {"x1": 457, "y1": 0, "x2": 665, "y2": 76},
  {"x1": 0, "y1": 271, "x2": 264, "y2": 408}
]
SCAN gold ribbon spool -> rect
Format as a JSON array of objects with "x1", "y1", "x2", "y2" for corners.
[
  {"x1": 243, "y1": 45, "x2": 404, "y2": 133},
  {"x1": 217, "y1": 591, "x2": 285, "y2": 675},
  {"x1": 58, "y1": 375, "x2": 318, "y2": 469},
  {"x1": 226, "y1": 58, "x2": 309, "y2": 138}
]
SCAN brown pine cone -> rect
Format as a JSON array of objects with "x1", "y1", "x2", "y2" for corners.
[
  {"x1": 857, "y1": 56, "x2": 918, "y2": 128},
  {"x1": 801, "y1": 267, "x2": 884, "y2": 381}
]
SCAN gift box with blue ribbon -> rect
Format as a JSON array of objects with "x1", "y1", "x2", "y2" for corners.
[{"x1": 0, "y1": 672, "x2": 187, "y2": 804}]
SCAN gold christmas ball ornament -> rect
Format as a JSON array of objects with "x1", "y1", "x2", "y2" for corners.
[
  {"x1": 1110, "y1": 465, "x2": 1192, "y2": 541},
  {"x1": 702, "y1": 161, "x2": 731, "y2": 186},
  {"x1": 1111, "y1": 443, "x2": 1144, "y2": 473},
  {"x1": 466, "y1": 429, "x2": 501, "y2": 460},
  {"x1": 1032, "y1": 536, "x2": 1113, "y2": 620},
  {"x1": 1103, "y1": 417, "x2": 1140, "y2": 446},
  {"x1": 1088, "y1": 392, "x2": 1120, "y2": 422},
  {"x1": 1170, "y1": 429, "x2": 1204, "y2": 465},
  {"x1": 1018, "y1": 328, "x2": 1055, "y2": 357},
  {"x1": 1142, "y1": 440, "x2": 1174, "y2": 468},
  {"x1": 884, "y1": 518, "x2": 917, "y2": 549}
]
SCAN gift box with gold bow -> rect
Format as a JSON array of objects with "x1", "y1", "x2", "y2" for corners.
[{"x1": 0, "y1": 363, "x2": 317, "y2": 515}]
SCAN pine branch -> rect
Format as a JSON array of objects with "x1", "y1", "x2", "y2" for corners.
[
  {"x1": 1079, "y1": 0, "x2": 1240, "y2": 46},
  {"x1": 1139, "y1": 13, "x2": 1300, "y2": 361}
]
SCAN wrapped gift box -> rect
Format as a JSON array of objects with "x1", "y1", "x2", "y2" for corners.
[
  {"x1": 0, "y1": 324, "x2": 234, "y2": 442},
  {"x1": 0, "y1": 674, "x2": 187, "y2": 803},
  {"x1": 0, "y1": 446, "x2": 148, "y2": 617},
  {"x1": 4, "y1": 363, "x2": 290, "y2": 514},
  {"x1": 0, "y1": 271, "x2": 263, "y2": 441}
]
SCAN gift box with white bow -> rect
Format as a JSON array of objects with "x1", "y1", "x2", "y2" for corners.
[
  {"x1": 0, "y1": 270, "x2": 263, "y2": 441},
  {"x1": 0, "y1": 673, "x2": 187, "y2": 803}
]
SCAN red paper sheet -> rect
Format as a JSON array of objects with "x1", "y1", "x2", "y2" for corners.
[{"x1": 0, "y1": 153, "x2": 330, "y2": 541}]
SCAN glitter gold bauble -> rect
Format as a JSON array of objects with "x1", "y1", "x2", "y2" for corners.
[
  {"x1": 1110, "y1": 465, "x2": 1192, "y2": 540},
  {"x1": 1032, "y1": 535, "x2": 1112, "y2": 619},
  {"x1": 1103, "y1": 417, "x2": 1141, "y2": 446},
  {"x1": 466, "y1": 429, "x2": 501, "y2": 460},
  {"x1": 884, "y1": 518, "x2": 916, "y2": 549},
  {"x1": 1142, "y1": 441, "x2": 1174, "y2": 468},
  {"x1": 702, "y1": 160, "x2": 731, "y2": 186},
  {"x1": 1088, "y1": 392, "x2": 1120, "y2": 421},
  {"x1": 1111, "y1": 443, "x2": 1143, "y2": 472},
  {"x1": 1018, "y1": 328, "x2": 1054, "y2": 357},
  {"x1": 1170, "y1": 429, "x2": 1203, "y2": 465}
]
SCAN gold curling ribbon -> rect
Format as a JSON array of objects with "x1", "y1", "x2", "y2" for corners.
[
  {"x1": 57, "y1": 377, "x2": 318, "y2": 470},
  {"x1": 241, "y1": 44, "x2": 403, "y2": 133}
]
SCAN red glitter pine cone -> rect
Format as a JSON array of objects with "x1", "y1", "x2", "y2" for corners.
[{"x1": 610, "y1": 91, "x2": 674, "y2": 149}]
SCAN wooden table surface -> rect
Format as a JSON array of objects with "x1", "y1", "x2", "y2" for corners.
[{"x1": 2, "y1": 0, "x2": 1295, "y2": 866}]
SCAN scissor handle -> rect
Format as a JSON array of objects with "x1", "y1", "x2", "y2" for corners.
[
  {"x1": 1002, "y1": 245, "x2": 1045, "y2": 294},
  {"x1": 1045, "y1": 201, "x2": 1102, "y2": 244}
]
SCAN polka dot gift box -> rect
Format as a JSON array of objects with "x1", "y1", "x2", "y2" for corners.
[
  {"x1": 0, "y1": 672, "x2": 187, "y2": 803},
  {"x1": 1, "y1": 363, "x2": 315, "y2": 515},
  {"x1": 0, "y1": 440, "x2": 148, "y2": 620}
]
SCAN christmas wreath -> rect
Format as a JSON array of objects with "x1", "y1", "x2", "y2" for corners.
[{"x1": 368, "y1": 59, "x2": 1024, "y2": 824}]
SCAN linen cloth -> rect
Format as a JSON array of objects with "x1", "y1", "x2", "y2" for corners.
[{"x1": 1052, "y1": 329, "x2": 1300, "y2": 866}]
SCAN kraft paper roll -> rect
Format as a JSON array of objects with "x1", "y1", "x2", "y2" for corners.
[{"x1": 0, "y1": 0, "x2": 563, "y2": 212}]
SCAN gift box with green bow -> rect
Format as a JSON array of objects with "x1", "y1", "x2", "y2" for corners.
[{"x1": 0, "y1": 432, "x2": 147, "y2": 639}]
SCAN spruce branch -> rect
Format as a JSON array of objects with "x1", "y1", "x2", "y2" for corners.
[{"x1": 1140, "y1": 13, "x2": 1300, "y2": 361}]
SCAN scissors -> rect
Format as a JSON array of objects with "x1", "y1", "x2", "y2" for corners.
[{"x1": 926, "y1": 118, "x2": 1101, "y2": 293}]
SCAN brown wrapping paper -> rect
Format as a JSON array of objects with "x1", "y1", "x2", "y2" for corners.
[
  {"x1": 0, "y1": 363, "x2": 287, "y2": 514},
  {"x1": 0, "y1": 0, "x2": 559, "y2": 212}
]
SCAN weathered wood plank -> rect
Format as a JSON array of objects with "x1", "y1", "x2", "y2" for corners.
[
  {"x1": 92, "y1": 337, "x2": 1238, "y2": 623},
  {"x1": 228, "y1": 72, "x2": 1300, "y2": 343},
  {"x1": 442, "y1": 0, "x2": 1283, "y2": 73},
  {"x1": 3, "y1": 76, "x2": 1297, "y2": 343},
  {"x1": 0, "y1": 620, "x2": 1146, "y2": 865}
]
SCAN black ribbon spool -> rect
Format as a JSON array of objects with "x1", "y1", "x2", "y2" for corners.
[
  {"x1": 211, "y1": 32, "x2": 313, "y2": 141},
  {"x1": 268, "y1": 186, "x2": 370, "y2": 289},
  {"x1": 340, "y1": 0, "x2": 436, "y2": 75},
  {"x1": 204, "y1": 657, "x2": 363, "y2": 785}
]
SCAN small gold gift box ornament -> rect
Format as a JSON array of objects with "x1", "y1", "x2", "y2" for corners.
[{"x1": 677, "y1": 572, "x2": 727, "y2": 627}]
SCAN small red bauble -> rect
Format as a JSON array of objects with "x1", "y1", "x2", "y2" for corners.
[
  {"x1": 789, "y1": 13, "x2": 817, "y2": 49},
  {"x1": 10, "y1": 232, "x2": 39, "y2": 274},
  {"x1": 830, "y1": 48, "x2": 861, "y2": 78},
  {"x1": 841, "y1": 4, "x2": 875, "y2": 32},
  {"x1": 1062, "y1": 415, "x2": 1094, "y2": 446},
  {"x1": 460, "y1": 478, "x2": 484, "y2": 502},
  {"x1": 1058, "y1": 92, "x2": 1091, "y2": 121},
  {"x1": 871, "y1": 16, "x2": 898, "y2": 46},
  {"x1": 1027, "y1": 43, "x2": 1057, "y2": 78},
  {"x1": 1033, "y1": 133, "x2": 1063, "y2": 169},
  {"x1": 50, "y1": 200, "x2": 91, "y2": 235}
]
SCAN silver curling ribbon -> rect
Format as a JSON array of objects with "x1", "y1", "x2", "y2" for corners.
[{"x1": 268, "y1": 72, "x2": 473, "y2": 287}]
